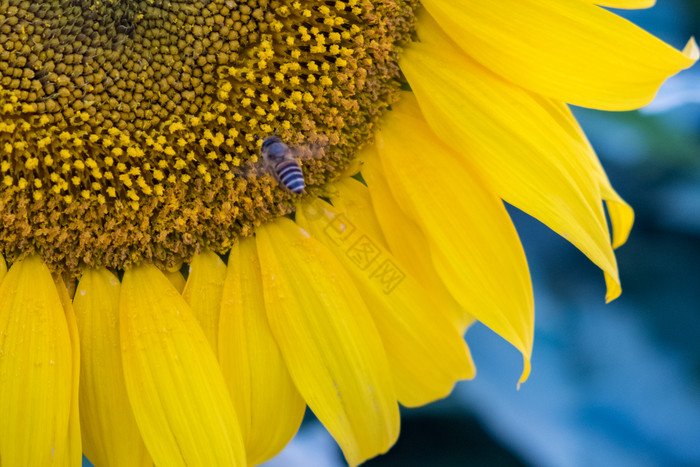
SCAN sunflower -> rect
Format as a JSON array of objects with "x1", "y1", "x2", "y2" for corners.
[{"x1": 0, "y1": 0, "x2": 696, "y2": 465}]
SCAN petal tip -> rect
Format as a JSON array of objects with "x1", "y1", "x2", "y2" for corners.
[
  {"x1": 605, "y1": 288, "x2": 622, "y2": 303},
  {"x1": 517, "y1": 357, "x2": 532, "y2": 390},
  {"x1": 604, "y1": 271, "x2": 622, "y2": 303},
  {"x1": 683, "y1": 37, "x2": 699, "y2": 61}
]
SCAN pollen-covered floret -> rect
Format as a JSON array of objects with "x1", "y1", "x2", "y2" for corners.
[{"x1": 0, "y1": 0, "x2": 418, "y2": 274}]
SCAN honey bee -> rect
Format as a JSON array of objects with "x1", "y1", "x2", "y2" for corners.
[{"x1": 260, "y1": 136, "x2": 326, "y2": 194}]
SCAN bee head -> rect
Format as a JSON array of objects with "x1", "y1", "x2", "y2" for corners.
[{"x1": 261, "y1": 135, "x2": 282, "y2": 150}]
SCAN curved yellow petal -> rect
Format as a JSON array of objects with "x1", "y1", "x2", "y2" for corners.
[
  {"x1": 120, "y1": 264, "x2": 246, "y2": 467},
  {"x1": 256, "y1": 218, "x2": 399, "y2": 466},
  {"x1": 219, "y1": 238, "x2": 306, "y2": 466},
  {"x1": 296, "y1": 198, "x2": 475, "y2": 407},
  {"x1": 520, "y1": 98, "x2": 633, "y2": 300},
  {"x1": 0, "y1": 256, "x2": 73, "y2": 466},
  {"x1": 582, "y1": 0, "x2": 655, "y2": 8},
  {"x1": 182, "y1": 250, "x2": 227, "y2": 352},
  {"x1": 419, "y1": 0, "x2": 697, "y2": 110},
  {"x1": 374, "y1": 101, "x2": 534, "y2": 385},
  {"x1": 402, "y1": 17, "x2": 624, "y2": 301},
  {"x1": 73, "y1": 269, "x2": 151, "y2": 467},
  {"x1": 359, "y1": 152, "x2": 473, "y2": 332},
  {"x1": 53, "y1": 275, "x2": 82, "y2": 467},
  {"x1": 556, "y1": 103, "x2": 635, "y2": 250},
  {"x1": 603, "y1": 186, "x2": 635, "y2": 250}
]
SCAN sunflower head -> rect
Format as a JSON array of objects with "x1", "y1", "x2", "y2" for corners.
[
  {"x1": 0, "y1": 0, "x2": 418, "y2": 274},
  {"x1": 0, "y1": 1, "x2": 697, "y2": 467}
]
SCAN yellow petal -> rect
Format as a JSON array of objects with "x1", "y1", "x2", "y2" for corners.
[
  {"x1": 53, "y1": 275, "x2": 82, "y2": 467},
  {"x1": 120, "y1": 263, "x2": 246, "y2": 467},
  {"x1": 517, "y1": 97, "x2": 633, "y2": 300},
  {"x1": 374, "y1": 99, "x2": 534, "y2": 385},
  {"x1": 0, "y1": 256, "x2": 73, "y2": 466},
  {"x1": 328, "y1": 177, "x2": 388, "y2": 248},
  {"x1": 549, "y1": 101, "x2": 635, "y2": 250},
  {"x1": 182, "y1": 250, "x2": 227, "y2": 352},
  {"x1": 297, "y1": 198, "x2": 475, "y2": 407},
  {"x1": 219, "y1": 238, "x2": 306, "y2": 465},
  {"x1": 73, "y1": 269, "x2": 151, "y2": 467},
  {"x1": 603, "y1": 185, "x2": 635, "y2": 250},
  {"x1": 402, "y1": 17, "x2": 624, "y2": 301},
  {"x1": 582, "y1": 0, "x2": 655, "y2": 8},
  {"x1": 359, "y1": 152, "x2": 474, "y2": 332},
  {"x1": 164, "y1": 269, "x2": 186, "y2": 293},
  {"x1": 419, "y1": 0, "x2": 697, "y2": 110},
  {"x1": 256, "y1": 218, "x2": 399, "y2": 466},
  {"x1": 330, "y1": 176, "x2": 473, "y2": 330}
]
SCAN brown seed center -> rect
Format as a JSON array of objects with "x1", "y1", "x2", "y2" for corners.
[{"x1": 0, "y1": 0, "x2": 418, "y2": 274}]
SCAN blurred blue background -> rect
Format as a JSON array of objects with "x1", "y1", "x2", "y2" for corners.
[{"x1": 261, "y1": 2, "x2": 700, "y2": 466}]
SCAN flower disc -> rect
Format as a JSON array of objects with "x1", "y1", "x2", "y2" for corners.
[{"x1": 0, "y1": 0, "x2": 417, "y2": 273}]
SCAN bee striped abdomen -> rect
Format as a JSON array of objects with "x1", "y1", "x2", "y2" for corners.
[{"x1": 275, "y1": 159, "x2": 305, "y2": 194}]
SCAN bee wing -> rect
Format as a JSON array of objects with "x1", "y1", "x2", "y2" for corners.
[
  {"x1": 290, "y1": 142, "x2": 327, "y2": 161},
  {"x1": 239, "y1": 160, "x2": 268, "y2": 181}
]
